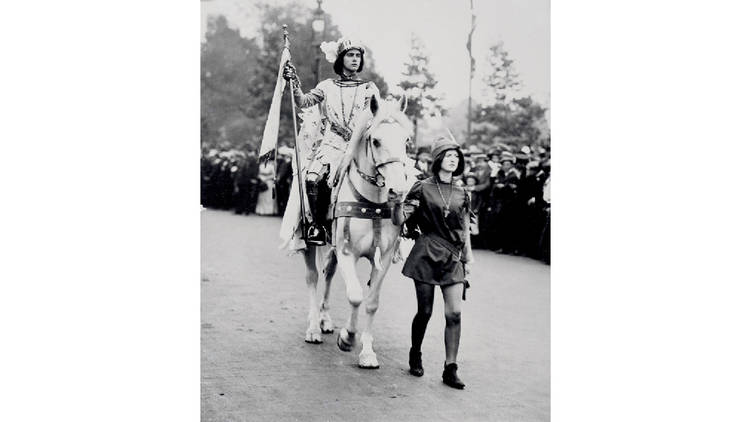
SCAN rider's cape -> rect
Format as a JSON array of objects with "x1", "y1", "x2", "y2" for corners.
[{"x1": 279, "y1": 106, "x2": 323, "y2": 252}]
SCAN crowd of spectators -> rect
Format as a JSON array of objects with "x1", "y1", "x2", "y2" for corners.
[
  {"x1": 201, "y1": 141, "x2": 550, "y2": 264},
  {"x1": 200, "y1": 143, "x2": 294, "y2": 216}
]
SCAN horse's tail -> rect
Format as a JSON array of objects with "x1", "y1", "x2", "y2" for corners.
[{"x1": 322, "y1": 247, "x2": 338, "y2": 277}]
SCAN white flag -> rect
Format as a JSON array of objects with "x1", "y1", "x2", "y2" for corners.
[{"x1": 258, "y1": 47, "x2": 292, "y2": 158}]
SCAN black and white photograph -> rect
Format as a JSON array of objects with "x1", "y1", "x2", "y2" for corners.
[
  {"x1": 201, "y1": 0, "x2": 550, "y2": 420},
  {"x1": 6, "y1": 1, "x2": 750, "y2": 421}
]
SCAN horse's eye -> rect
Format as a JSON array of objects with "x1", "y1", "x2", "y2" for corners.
[{"x1": 372, "y1": 138, "x2": 381, "y2": 148}]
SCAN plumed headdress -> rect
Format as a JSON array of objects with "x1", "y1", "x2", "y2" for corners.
[{"x1": 320, "y1": 37, "x2": 365, "y2": 63}]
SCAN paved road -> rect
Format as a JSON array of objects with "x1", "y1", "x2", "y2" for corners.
[{"x1": 201, "y1": 209, "x2": 549, "y2": 421}]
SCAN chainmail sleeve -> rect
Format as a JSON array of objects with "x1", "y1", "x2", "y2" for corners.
[{"x1": 292, "y1": 79, "x2": 326, "y2": 108}]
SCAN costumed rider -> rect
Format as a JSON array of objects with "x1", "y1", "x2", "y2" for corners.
[{"x1": 282, "y1": 38, "x2": 381, "y2": 246}]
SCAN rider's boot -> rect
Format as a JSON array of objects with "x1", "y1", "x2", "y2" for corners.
[{"x1": 305, "y1": 179, "x2": 327, "y2": 246}]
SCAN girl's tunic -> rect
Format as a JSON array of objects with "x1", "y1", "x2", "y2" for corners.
[{"x1": 401, "y1": 176, "x2": 472, "y2": 286}]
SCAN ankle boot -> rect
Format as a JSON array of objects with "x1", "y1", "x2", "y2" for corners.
[
  {"x1": 442, "y1": 362, "x2": 465, "y2": 389},
  {"x1": 408, "y1": 348, "x2": 423, "y2": 377},
  {"x1": 305, "y1": 180, "x2": 326, "y2": 246}
]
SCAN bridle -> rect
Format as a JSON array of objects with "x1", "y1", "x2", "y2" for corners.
[{"x1": 351, "y1": 119, "x2": 406, "y2": 188}]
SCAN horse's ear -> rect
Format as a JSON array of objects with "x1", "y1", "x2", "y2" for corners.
[
  {"x1": 399, "y1": 95, "x2": 408, "y2": 113},
  {"x1": 370, "y1": 95, "x2": 379, "y2": 115}
]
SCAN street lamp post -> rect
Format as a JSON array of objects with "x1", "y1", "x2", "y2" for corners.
[{"x1": 311, "y1": 0, "x2": 326, "y2": 85}]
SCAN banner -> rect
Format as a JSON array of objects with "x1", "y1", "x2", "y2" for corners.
[{"x1": 258, "y1": 47, "x2": 292, "y2": 159}]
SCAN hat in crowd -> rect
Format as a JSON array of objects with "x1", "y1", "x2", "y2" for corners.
[
  {"x1": 527, "y1": 160, "x2": 541, "y2": 169},
  {"x1": 430, "y1": 137, "x2": 465, "y2": 176},
  {"x1": 473, "y1": 153, "x2": 488, "y2": 161},
  {"x1": 488, "y1": 149, "x2": 503, "y2": 159},
  {"x1": 520, "y1": 145, "x2": 532, "y2": 155},
  {"x1": 500, "y1": 151, "x2": 516, "y2": 164},
  {"x1": 467, "y1": 145, "x2": 482, "y2": 154},
  {"x1": 277, "y1": 146, "x2": 294, "y2": 157}
]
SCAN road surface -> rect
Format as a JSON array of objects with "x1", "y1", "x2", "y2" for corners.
[{"x1": 201, "y1": 209, "x2": 549, "y2": 421}]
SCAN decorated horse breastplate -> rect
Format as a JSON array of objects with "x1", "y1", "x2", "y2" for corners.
[{"x1": 334, "y1": 176, "x2": 391, "y2": 220}]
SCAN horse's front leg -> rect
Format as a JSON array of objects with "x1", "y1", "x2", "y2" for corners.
[
  {"x1": 303, "y1": 248, "x2": 323, "y2": 344},
  {"x1": 319, "y1": 247, "x2": 336, "y2": 334},
  {"x1": 335, "y1": 250, "x2": 362, "y2": 352},
  {"x1": 358, "y1": 247, "x2": 395, "y2": 369}
]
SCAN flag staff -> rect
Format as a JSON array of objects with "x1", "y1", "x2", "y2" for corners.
[
  {"x1": 467, "y1": 0, "x2": 476, "y2": 144},
  {"x1": 283, "y1": 25, "x2": 310, "y2": 239}
]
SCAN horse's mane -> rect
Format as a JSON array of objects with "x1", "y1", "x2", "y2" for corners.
[{"x1": 335, "y1": 98, "x2": 413, "y2": 178}]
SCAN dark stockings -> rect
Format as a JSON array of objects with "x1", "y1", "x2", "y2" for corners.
[
  {"x1": 411, "y1": 281, "x2": 463, "y2": 364},
  {"x1": 411, "y1": 282, "x2": 435, "y2": 352}
]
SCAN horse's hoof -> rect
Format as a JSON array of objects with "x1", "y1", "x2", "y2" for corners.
[
  {"x1": 305, "y1": 331, "x2": 323, "y2": 344},
  {"x1": 320, "y1": 319, "x2": 334, "y2": 334},
  {"x1": 358, "y1": 352, "x2": 380, "y2": 369},
  {"x1": 337, "y1": 330, "x2": 355, "y2": 352}
]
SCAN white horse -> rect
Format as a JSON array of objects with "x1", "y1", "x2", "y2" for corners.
[{"x1": 301, "y1": 95, "x2": 412, "y2": 369}]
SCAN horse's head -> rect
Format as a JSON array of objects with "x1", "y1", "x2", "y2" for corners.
[{"x1": 359, "y1": 95, "x2": 413, "y2": 198}]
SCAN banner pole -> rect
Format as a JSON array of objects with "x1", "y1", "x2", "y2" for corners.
[{"x1": 283, "y1": 25, "x2": 309, "y2": 241}]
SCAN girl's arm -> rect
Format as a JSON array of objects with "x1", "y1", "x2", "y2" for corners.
[{"x1": 391, "y1": 181, "x2": 422, "y2": 227}]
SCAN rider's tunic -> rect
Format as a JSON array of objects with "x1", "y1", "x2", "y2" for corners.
[{"x1": 294, "y1": 78, "x2": 380, "y2": 181}]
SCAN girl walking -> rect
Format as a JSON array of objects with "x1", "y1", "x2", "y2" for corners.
[{"x1": 391, "y1": 137, "x2": 475, "y2": 389}]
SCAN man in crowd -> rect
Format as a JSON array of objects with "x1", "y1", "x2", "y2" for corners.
[
  {"x1": 234, "y1": 150, "x2": 259, "y2": 215},
  {"x1": 414, "y1": 146, "x2": 432, "y2": 180},
  {"x1": 464, "y1": 153, "x2": 493, "y2": 249},
  {"x1": 275, "y1": 148, "x2": 294, "y2": 214},
  {"x1": 492, "y1": 152, "x2": 522, "y2": 254},
  {"x1": 517, "y1": 160, "x2": 547, "y2": 258}
]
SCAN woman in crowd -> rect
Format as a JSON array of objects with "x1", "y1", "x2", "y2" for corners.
[
  {"x1": 391, "y1": 137, "x2": 475, "y2": 389},
  {"x1": 255, "y1": 160, "x2": 278, "y2": 216}
]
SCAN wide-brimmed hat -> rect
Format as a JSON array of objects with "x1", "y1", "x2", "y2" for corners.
[
  {"x1": 464, "y1": 172, "x2": 479, "y2": 183},
  {"x1": 499, "y1": 151, "x2": 516, "y2": 164},
  {"x1": 488, "y1": 149, "x2": 503, "y2": 159},
  {"x1": 277, "y1": 146, "x2": 294, "y2": 157},
  {"x1": 473, "y1": 153, "x2": 488, "y2": 161},
  {"x1": 430, "y1": 137, "x2": 465, "y2": 176}
]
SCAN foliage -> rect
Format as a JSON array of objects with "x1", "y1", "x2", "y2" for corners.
[
  {"x1": 397, "y1": 34, "x2": 445, "y2": 141},
  {"x1": 201, "y1": 15, "x2": 261, "y2": 147},
  {"x1": 469, "y1": 41, "x2": 549, "y2": 147}
]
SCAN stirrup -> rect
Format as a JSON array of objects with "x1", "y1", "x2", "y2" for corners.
[{"x1": 305, "y1": 224, "x2": 326, "y2": 246}]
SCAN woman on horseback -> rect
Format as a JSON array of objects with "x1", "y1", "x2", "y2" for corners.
[
  {"x1": 283, "y1": 38, "x2": 381, "y2": 246},
  {"x1": 391, "y1": 136, "x2": 475, "y2": 389}
]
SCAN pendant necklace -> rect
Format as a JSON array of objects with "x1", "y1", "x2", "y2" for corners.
[
  {"x1": 340, "y1": 84, "x2": 360, "y2": 129},
  {"x1": 436, "y1": 178, "x2": 454, "y2": 218}
]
